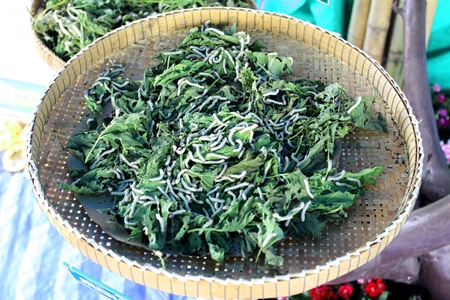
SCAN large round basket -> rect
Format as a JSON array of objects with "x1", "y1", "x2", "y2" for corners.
[{"x1": 26, "y1": 8, "x2": 423, "y2": 299}]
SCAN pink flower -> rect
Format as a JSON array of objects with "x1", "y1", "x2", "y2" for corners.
[
  {"x1": 439, "y1": 108, "x2": 448, "y2": 117},
  {"x1": 433, "y1": 84, "x2": 441, "y2": 92},
  {"x1": 437, "y1": 117, "x2": 450, "y2": 128},
  {"x1": 357, "y1": 278, "x2": 366, "y2": 284},
  {"x1": 438, "y1": 93, "x2": 445, "y2": 103},
  {"x1": 441, "y1": 140, "x2": 450, "y2": 163}
]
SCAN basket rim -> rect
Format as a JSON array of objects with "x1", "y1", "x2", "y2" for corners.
[{"x1": 26, "y1": 7, "x2": 424, "y2": 298}]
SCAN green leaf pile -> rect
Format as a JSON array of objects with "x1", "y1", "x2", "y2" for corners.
[{"x1": 61, "y1": 24, "x2": 387, "y2": 267}]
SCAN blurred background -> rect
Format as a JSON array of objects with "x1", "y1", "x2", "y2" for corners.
[{"x1": 1, "y1": 0, "x2": 449, "y2": 299}]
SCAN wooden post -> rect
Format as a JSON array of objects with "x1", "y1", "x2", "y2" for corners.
[
  {"x1": 362, "y1": 0, "x2": 394, "y2": 64},
  {"x1": 425, "y1": 0, "x2": 438, "y2": 46},
  {"x1": 385, "y1": 12, "x2": 404, "y2": 87},
  {"x1": 347, "y1": 0, "x2": 372, "y2": 48}
]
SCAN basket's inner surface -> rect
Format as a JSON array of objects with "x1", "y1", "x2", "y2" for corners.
[{"x1": 36, "y1": 21, "x2": 407, "y2": 281}]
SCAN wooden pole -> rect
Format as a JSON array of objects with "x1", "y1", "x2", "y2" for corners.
[
  {"x1": 385, "y1": 12, "x2": 404, "y2": 87},
  {"x1": 347, "y1": 0, "x2": 372, "y2": 48},
  {"x1": 362, "y1": 0, "x2": 394, "y2": 64},
  {"x1": 425, "y1": 0, "x2": 438, "y2": 47}
]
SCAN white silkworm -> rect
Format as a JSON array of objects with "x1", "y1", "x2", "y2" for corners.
[
  {"x1": 233, "y1": 139, "x2": 244, "y2": 153},
  {"x1": 193, "y1": 144, "x2": 206, "y2": 161},
  {"x1": 242, "y1": 184, "x2": 254, "y2": 200},
  {"x1": 263, "y1": 89, "x2": 280, "y2": 97},
  {"x1": 261, "y1": 162, "x2": 272, "y2": 183},
  {"x1": 206, "y1": 185, "x2": 221, "y2": 196},
  {"x1": 205, "y1": 198, "x2": 216, "y2": 214},
  {"x1": 163, "y1": 50, "x2": 183, "y2": 55},
  {"x1": 264, "y1": 99, "x2": 285, "y2": 106},
  {"x1": 199, "y1": 72, "x2": 215, "y2": 79},
  {"x1": 328, "y1": 170, "x2": 346, "y2": 181},
  {"x1": 248, "y1": 113, "x2": 263, "y2": 124},
  {"x1": 288, "y1": 108, "x2": 307, "y2": 117},
  {"x1": 199, "y1": 135, "x2": 218, "y2": 142},
  {"x1": 212, "y1": 54, "x2": 223, "y2": 64},
  {"x1": 112, "y1": 80, "x2": 129, "y2": 88},
  {"x1": 123, "y1": 216, "x2": 137, "y2": 226},
  {"x1": 177, "y1": 192, "x2": 191, "y2": 210},
  {"x1": 169, "y1": 209, "x2": 186, "y2": 217},
  {"x1": 238, "y1": 147, "x2": 246, "y2": 159},
  {"x1": 257, "y1": 187, "x2": 264, "y2": 201},
  {"x1": 149, "y1": 169, "x2": 164, "y2": 182},
  {"x1": 347, "y1": 96, "x2": 362, "y2": 114},
  {"x1": 139, "y1": 195, "x2": 156, "y2": 201},
  {"x1": 188, "y1": 151, "x2": 224, "y2": 165},
  {"x1": 176, "y1": 147, "x2": 186, "y2": 155},
  {"x1": 282, "y1": 156, "x2": 290, "y2": 173},
  {"x1": 206, "y1": 153, "x2": 230, "y2": 160},
  {"x1": 209, "y1": 196, "x2": 225, "y2": 204},
  {"x1": 261, "y1": 232, "x2": 277, "y2": 248},
  {"x1": 111, "y1": 191, "x2": 126, "y2": 196},
  {"x1": 107, "y1": 169, "x2": 122, "y2": 179},
  {"x1": 205, "y1": 27, "x2": 225, "y2": 35},
  {"x1": 184, "y1": 79, "x2": 205, "y2": 90},
  {"x1": 180, "y1": 177, "x2": 202, "y2": 192},
  {"x1": 213, "y1": 113, "x2": 227, "y2": 127},
  {"x1": 229, "y1": 171, "x2": 247, "y2": 179},
  {"x1": 335, "y1": 182, "x2": 354, "y2": 189},
  {"x1": 119, "y1": 153, "x2": 136, "y2": 169},
  {"x1": 346, "y1": 177, "x2": 361, "y2": 187},
  {"x1": 202, "y1": 208, "x2": 210, "y2": 219},
  {"x1": 239, "y1": 124, "x2": 258, "y2": 134},
  {"x1": 301, "y1": 201, "x2": 311, "y2": 222},
  {"x1": 156, "y1": 213, "x2": 165, "y2": 232},
  {"x1": 210, "y1": 138, "x2": 227, "y2": 151},
  {"x1": 130, "y1": 182, "x2": 144, "y2": 195},
  {"x1": 157, "y1": 186, "x2": 172, "y2": 201},
  {"x1": 198, "y1": 219, "x2": 214, "y2": 235},
  {"x1": 284, "y1": 121, "x2": 292, "y2": 135},
  {"x1": 215, "y1": 164, "x2": 228, "y2": 180},
  {"x1": 211, "y1": 203, "x2": 224, "y2": 218},
  {"x1": 289, "y1": 202, "x2": 305, "y2": 215},
  {"x1": 224, "y1": 182, "x2": 250, "y2": 192},
  {"x1": 186, "y1": 53, "x2": 201, "y2": 59},
  {"x1": 223, "y1": 58, "x2": 227, "y2": 74},
  {"x1": 273, "y1": 213, "x2": 293, "y2": 222},
  {"x1": 304, "y1": 179, "x2": 314, "y2": 199},
  {"x1": 327, "y1": 159, "x2": 333, "y2": 172}
]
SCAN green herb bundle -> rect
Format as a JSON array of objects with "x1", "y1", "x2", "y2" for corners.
[
  {"x1": 32, "y1": 0, "x2": 254, "y2": 61},
  {"x1": 61, "y1": 24, "x2": 387, "y2": 267}
]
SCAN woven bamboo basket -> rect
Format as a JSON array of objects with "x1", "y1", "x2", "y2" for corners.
[
  {"x1": 29, "y1": 0, "x2": 257, "y2": 71},
  {"x1": 26, "y1": 8, "x2": 423, "y2": 299}
]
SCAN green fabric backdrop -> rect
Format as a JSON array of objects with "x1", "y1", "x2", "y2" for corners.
[{"x1": 256, "y1": 0, "x2": 450, "y2": 88}]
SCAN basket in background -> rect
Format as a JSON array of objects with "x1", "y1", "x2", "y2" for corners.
[{"x1": 29, "y1": 0, "x2": 257, "y2": 71}]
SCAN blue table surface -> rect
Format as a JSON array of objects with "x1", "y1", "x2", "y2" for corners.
[{"x1": 0, "y1": 163, "x2": 194, "y2": 300}]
